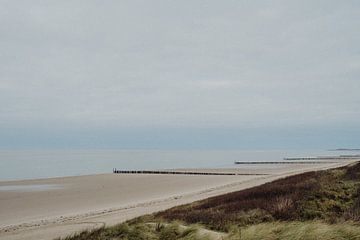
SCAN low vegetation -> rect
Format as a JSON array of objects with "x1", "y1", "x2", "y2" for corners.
[
  {"x1": 226, "y1": 221, "x2": 360, "y2": 240},
  {"x1": 157, "y1": 162, "x2": 360, "y2": 231},
  {"x1": 59, "y1": 162, "x2": 360, "y2": 240},
  {"x1": 56, "y1": 222, "x2": 212, "y2": 240}
]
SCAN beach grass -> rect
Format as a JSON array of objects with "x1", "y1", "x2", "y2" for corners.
[
  {"x1": 157, "y1": 162, "x2": 360, "y2": 231},
  {"x1": 226, "y1": 221, "x2": 360, "y2": 240},
  {"x1": 56, "y1": 221, "x2": 360, "y2": 240},
  {"x1": 58, "y1": 162, "x2": 360, "y2": 240},
  {"x1": 55, "y1": 222, "x2": 212, "y2": 240}
]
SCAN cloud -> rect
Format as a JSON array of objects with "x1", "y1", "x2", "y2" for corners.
[{"x1": 0, "y1": 0, "x2": 359, "y2": 138}]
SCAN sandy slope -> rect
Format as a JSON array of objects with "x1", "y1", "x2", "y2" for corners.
[{"x1": 0, "y1": 161, "x2": 354, "y2": 240}]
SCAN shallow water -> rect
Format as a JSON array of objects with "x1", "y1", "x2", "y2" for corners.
[
  {"x1": 0, "y1": 149, "x2": 356, "y2": 181},
  {"x1": 0, "y1": 184, "x2": 62, "y2": 192}
]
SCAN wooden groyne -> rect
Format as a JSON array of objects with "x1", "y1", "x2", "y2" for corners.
[
  {"x1": 234, "y1": 161, "x2": 337, "y2": 165},
  {"x1": 113, "y1": 169, "x2": 267, "y2": 176},
  {"x1": 284, "y1": 156, "x2": 360, "y2": 161},
  {"x1": 329, "y1": 149, "x2": 360, "y2": 151}
]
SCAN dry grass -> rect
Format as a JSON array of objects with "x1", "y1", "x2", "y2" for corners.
[
  {"x1": 58, "y1": 162, "x2": 360, "y2": 240},
  {"x1": 56, "y1": 221, "x2": 212, "y2": 240},
  {"x1": 157, "y1": 163, "x2": 360, "y2": 231},
  {"x1": 226, "y1": 221, "x2": 360, "y2": 240}
]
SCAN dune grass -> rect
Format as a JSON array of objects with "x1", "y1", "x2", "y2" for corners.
[
  {"x1": 157, "y1": 162, "x2": 360, "y2": 231},
  {"x1": 57, "y1": 220, "x2": 360, "y2": 240},
  {"x1": 225, "y1": 221, "x2": 360, "y2": 240},
  {"x1": 56, "y1": 222, "x2": 212, "y2": 240},
  {"x1": 58, "y1": 162, "x2": 360, "y2": 240}
]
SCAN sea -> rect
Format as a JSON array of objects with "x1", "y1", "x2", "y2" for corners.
[{"x1": 0, "y1": 149, "x2": 356, "y2": 181}]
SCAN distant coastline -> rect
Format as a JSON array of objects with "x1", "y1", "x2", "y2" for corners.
[{"x1": 329, "y1": 148, "x2": 360, "y2": 151}]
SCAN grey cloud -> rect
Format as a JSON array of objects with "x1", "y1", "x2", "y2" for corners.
[{"x1": 1, "y1": 0, "x2": 359, "y2": 132}]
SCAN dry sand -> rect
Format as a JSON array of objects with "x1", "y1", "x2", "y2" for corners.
[{"x1": 0, "y1": 161, "x2": 355, "y2": 240}]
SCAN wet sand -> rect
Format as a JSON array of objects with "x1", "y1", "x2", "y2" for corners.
[{"x1": 0, "y1": 161, "x2": 355, "y2": 240}]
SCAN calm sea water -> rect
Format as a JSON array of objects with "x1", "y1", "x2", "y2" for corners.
[{"x1": 0, "y1": 149, "x2": 354, "y2": 181}]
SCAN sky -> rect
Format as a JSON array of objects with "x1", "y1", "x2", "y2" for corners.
[{"x1": 0, "y1": 0, "x2": 359, "y2": 149}]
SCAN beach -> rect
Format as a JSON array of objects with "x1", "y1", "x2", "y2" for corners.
[{"x1": 0, "y1": 160, "x2": 355, "y2": 240}]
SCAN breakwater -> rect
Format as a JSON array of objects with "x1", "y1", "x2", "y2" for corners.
[
  {"x1": 234, "y1": 161, "x2": 337, "y2": 164},
  {"x1": 113, "y1": 169, "x2": 267, "y2": 176},
  {"x1": 284, "y1": 156, "x2": 360, "y2": 161}
]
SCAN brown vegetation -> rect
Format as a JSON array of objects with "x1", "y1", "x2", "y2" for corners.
[
  {"x1": 157, "y1": 163, "x2": 360, "y2": 231},
  {"x1": 59, "y1": 162, "x2": 360, "y2": 240}
]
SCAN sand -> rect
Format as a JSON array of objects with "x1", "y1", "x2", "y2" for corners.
[{"x1": 0, "y1": 160, "x2": 355, "y2": 240}]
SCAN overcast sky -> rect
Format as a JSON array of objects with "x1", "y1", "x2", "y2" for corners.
[{"x1": 1, "y1": 1, "x2": 359, "y2": 149}]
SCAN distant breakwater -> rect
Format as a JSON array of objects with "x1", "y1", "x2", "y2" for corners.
[
  {"x1": 284, "y1": 156, "x2": 360, "y2": 161},
  {"x1": 234, "y1": 161, "x2": 337, "y2": 164}
]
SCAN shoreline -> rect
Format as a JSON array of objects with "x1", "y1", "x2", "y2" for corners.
[{"x1": 0, "y1": 161, "x2": 356, "y2": 240}]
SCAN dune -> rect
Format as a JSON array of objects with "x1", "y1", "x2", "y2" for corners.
[{"x1": 0, "y1": 160, "x2": 354, "y2": 240}]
